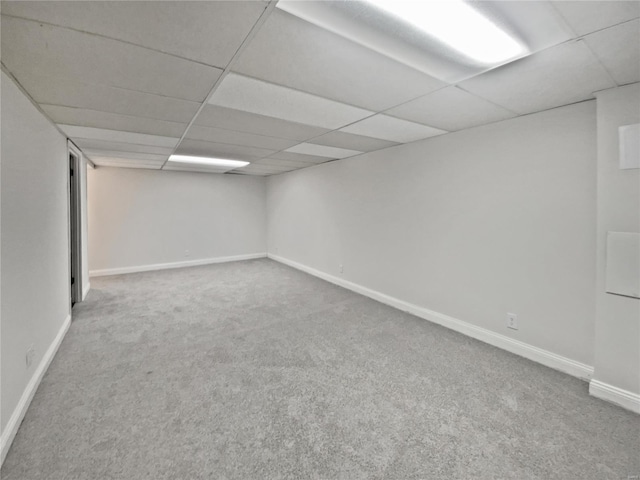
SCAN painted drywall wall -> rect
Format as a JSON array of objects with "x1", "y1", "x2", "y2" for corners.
[
  {"x1": 88, "y1": 168, "x2": 267, "y2": 274},
  {"x1": 267, "y1": 101, "x2": 597, "y2": 367},
  {"x1": 593, "y1": 83, "x2": 640, "y2": 395},
  {"x1": 1, "y1": 72, "x2": 70, "y2": 434}
]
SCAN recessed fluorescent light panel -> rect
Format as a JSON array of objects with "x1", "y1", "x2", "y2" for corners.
[
  {"x1": 277, "y1": 1, "x2": 571, "y2": 82},
  {"x1": 366, "y1": 0, "x2": 525, "y2": 65},
  {"x1": 167, "y1": 155, "x2": 249, "y2": 170}
]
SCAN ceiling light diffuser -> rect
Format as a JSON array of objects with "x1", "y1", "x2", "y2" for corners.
[
  {"x1": 168, "y1": 155, "x2": 249, "y2": 168},
  {"x1": 365, "y1": 0, "x2": 526, "y2": 65}
]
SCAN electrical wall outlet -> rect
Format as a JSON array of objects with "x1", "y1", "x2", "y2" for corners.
[
  {"x1": 339, "y1": 264, "x2": 344, "y2": 273},
  {"x1": 506, "y1": 313, "x2": 518, "y2": 330},
  {"x1": 26, "y1": 344, "x2": 35, "y2": 368},
  {"x1": 185, "y1": 249, "x2": 190, "y2": 257}
]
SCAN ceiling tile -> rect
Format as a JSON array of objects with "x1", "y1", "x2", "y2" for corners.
[
  {"x1": 308, "y1": 131, "x2": 398, "y2": 152},
  {"x1": 81, "y1": 150, "x2": 168, "y2": 162},
  {"x1": 1, "y1": 16, "x2": 222, "y2": 102},
  {"x1": 2, "y1": 1, "x2": 267, "y2": 68},
  {"x1": 233, "y1": 9, "x2": 445, "y2": 111},
  {"x1": 195, "y1": 105, "x2": 330, "y2": 141},
  {"x1": 209, "y1": 73, "x2": 373, "y2": 130},
  {"x1": 341, "y1": 115, "x2": 447, "y2": 143},
  {"x1": 553, "y1": 1, "x2": 639, "y2": 36},
  {"x1": 242, "y1": 163, "x2": 291, "y2": 172},
  {"x1": 60, "y1": 125, "x2": 179, "y2": 148},
  {"x1": 174, "y1": 139, "x2": 275, "y2": 160},
  {"x1": 266, "y1": 152, "x2": 332, "y2": 164},
  {"x1": 251, "y1": 161, "x2": 304, "y2": 173},
  {"x1": 91, "y1": 158, "x2": 163, "y2": 169},
  {"x1": 459, "y1": 40, "x2": 616, "y2": 114},
  {"x1": 284, "y1": 143, "x2": 362, "y2": 159},
  {"x1": 16, "y1": 74, "x2": 200, "y2": 123},
  {"x1": 72, "y1": 139, "x2": 175, "y2": 156},
  {"x1": 163, "y1": 163, "x2": 229, "y2": 174},
  {"x1": 584, "y1": 20, "x2": 640, "y2": 86},
  {"x1": 386, "y1": 87, "x2": 517, "y2": 132},
  {"x1": 42, "y1": 105, "x2": 187, "y2": 137},
  {"x1": 236, "y1": 164, "x2": 290, "y2": 175},
  {"x1": 249, "y1": 164, "x2": 300, "y2": 175},
  {"x1": 185, "y1": 125, "x2": 298, "y2": 151},
  {"x1": 226, "y1": 170, "x2": 268, "y2": 176},
  {"x1": 254, "y1": 158, "x2": 312, "y2": 168}
]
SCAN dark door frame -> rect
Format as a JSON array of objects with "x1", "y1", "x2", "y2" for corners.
[{"x1": 68, "y1": 143, "x2": 83, "y2": 306}]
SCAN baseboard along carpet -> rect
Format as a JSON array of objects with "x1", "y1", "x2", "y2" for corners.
[{"x1": 2, "y1": 259, "x2": 638, "y2": 479}]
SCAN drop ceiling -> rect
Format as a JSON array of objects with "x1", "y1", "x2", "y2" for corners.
[{"x1": 1, "y1": 1, "x2": 638, "y2": 176}]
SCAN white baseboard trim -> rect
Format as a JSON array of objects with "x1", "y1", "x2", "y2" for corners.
[
  {"x1": 589, "y1": 380, "x2": 640, "y2": 414},
  {"x1": 82, "y1": 281, "x2": 90, "y2": 301},
  {"x1": 268, "y1": 254, "x2": 594, "y2": 381},
  {"x1": 90, "y1": 253, "x2": 267, "y2": 277},
  {"x1": 1, "y1": 313, "x2": 72, "y2": 465}
]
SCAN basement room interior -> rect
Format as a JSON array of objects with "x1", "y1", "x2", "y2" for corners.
[{"x1": 1, "y1": 1, "x2": 639, "y2": 478}]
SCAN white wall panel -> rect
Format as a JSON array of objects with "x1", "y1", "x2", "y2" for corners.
[
  {"x1": 267, "y1": 102, "x2": 597, "y2": 367},
  {"x1": 1, "y1": 72, "x2": 70, "y2": 441},
  {"x1": 88, "y1": 168, "x2": 267, "y2": 273}
]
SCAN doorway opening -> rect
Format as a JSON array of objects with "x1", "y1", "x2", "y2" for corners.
[{"x1": 69, "y1": 147, "x2": 82, "y2": 306}]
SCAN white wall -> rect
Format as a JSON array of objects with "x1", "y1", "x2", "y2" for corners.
[
  {"x1": 592, "y1": 83, "x2": 640, "y2": 397},
  {"x1": 88, "y1": 167, "x2": 267, "y2": 274},
  {"x1": 1, "y1": 71, "x2": 71, "y2": 453},
  {"x1": 268, "y1": 102, "x2": 597, "y2": 368}
]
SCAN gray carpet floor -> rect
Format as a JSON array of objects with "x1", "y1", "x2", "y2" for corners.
[{"x1": 2, "y1": 259, "x2": 639, "y2": 479}]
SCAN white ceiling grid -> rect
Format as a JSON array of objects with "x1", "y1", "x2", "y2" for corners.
[
  {"x1": 72, "y1": 139, "x2": 175, "y2": 156},
  {"x1": 309, "y1": 131, "x2": 399, "y2": 152},
  {"x1": 42, "y1": 105, "x2": 188, "y2": 138},
  {"x1": 284, "y1": 143, "x2": 363, "y2": 159},
  {"x1": 551, "y1": 1, "x2": 640, "y2": 36},
  {"x1": 208, "y1": 73, "x2": 374, "y2": 129},
  {"x1": 1, "y1": 1, "x2": 638, "y2": 176},
  {"x1": 341, "y1": 115, "x2": 447, "y2": 143},
  {"x1": 458, "y1": 40, "x2": 616, "y2": 114},
  {"x1": 386, "y1": 87, "x2": 518, "y2": 132},
  {"x1": 1, "y1": 16, "x2": 222, "y2": 101},
  {"x1": 583, "y1": 19, "x2": 640, "y2": 86},
  {"x1": 185, "y1": 125, "x2": 299, "y2": 152},
  {"x1": 232, "y1": 8, "x2": 447, "y2": 110},
  {"x1": 57, "y1": 125, "x2": 180, "y2": 148}
]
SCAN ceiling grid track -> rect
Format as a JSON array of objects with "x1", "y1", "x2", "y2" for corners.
[
  {"x1": 3, "y1": 1, "x2": 636, "y2": 175},
  {"x1": 160, "y1": 0, "x2": 279, "y2": 170},
  {"x1": 1, "y1": 61, "x2": 97, "y2": 168},
  {"x1": 1, "y1": 13, "x2": 228, "y2": 69}
]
